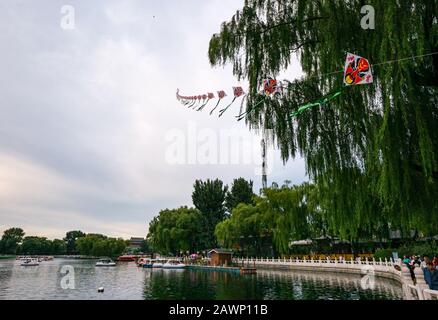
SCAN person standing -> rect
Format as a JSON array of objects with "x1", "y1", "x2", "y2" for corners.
[{"x1": 433, "y1": 256, "x2": 438, "y2": 270}]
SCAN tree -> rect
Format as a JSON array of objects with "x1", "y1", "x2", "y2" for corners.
[
  {"x1": 75, "y1": 234, "x2": 126, "y2": 257},
  {"x1": 19, "y1": 236, "x2": 52, "y2": 255},
  {"x1": 215, "y1": 200, "x2": 275, "y2": 256},
  {"x1": 51, "y1": 239, "x2": 67, "y2": 255},
  {"x1": 76, "y1": 235, "x2": 97, "y2": 256},
  {"x1": 139, "y1": 240, "x2": 150, "y2": 254},
  {"x1": 0, "y1": 228, "x2": 25, "y2": 254},
  {"x1": 147, "y1": 207, "x2": 205, "y2": 255},
  {"x1": 192, "y1": 179, "x2": 228, "y2": 248},
  {"x1": 217, "y1": 183, "x2": 335, "y2": 256},
  {"x1": 64, "y1": 230, "x2": 85, "y2": 254},
  {"x1": 225, "y1": 178, "x2": 255, "y2": 213},
  {"x1": 208, "y1": 0, "x2": 438, "y2": 237}
]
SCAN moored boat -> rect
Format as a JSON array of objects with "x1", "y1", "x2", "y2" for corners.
[
  {"x1": 95, "y1": 259, "x2": 116, "y2": 267},
  {"x1": 137, "y1": 258, "x2": 154, "y2": 268},
  {"x1": 151, "y1": 259, "x2": 166, "y2": 268},
  {"x1": 163, "y1": 259, "x2": 186, "y2": 269},
  {"x1": 117, "y1": 255, "x2": 137, "y2": 262},
  {"x1": 20, "y1": 258, "x2": 39, "y2": 266}
]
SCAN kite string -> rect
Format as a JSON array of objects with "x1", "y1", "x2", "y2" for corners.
[{"x1": 294, "y1": 51, "x2": 438, "y2": 83}]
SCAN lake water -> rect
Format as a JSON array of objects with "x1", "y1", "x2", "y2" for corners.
[{"x1": 0, "y1": 258, "x2": 403, "y2": 300}]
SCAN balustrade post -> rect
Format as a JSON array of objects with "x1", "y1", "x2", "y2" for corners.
[
  {"x1": 401, "y1": 264, "x2": 413, "y2": 300},
  {"x1": 414, "y1": 267, "x2": 429, "y2": 300}
]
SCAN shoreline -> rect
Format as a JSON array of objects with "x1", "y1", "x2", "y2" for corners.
[{"x1": 233, "y1": 257, "x2": 437, "y2": 300}]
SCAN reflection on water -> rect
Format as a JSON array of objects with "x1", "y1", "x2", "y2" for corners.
[{"x1": 0, "y1": 259, "x2": 403, "y2": 300}]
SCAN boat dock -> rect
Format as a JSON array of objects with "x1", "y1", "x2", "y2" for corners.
[
  {"x1": 187, "y1": 265, "x2": 256, "y2": 274},
  {"x1": 240, "y1": 267, "x2": 257, "y2": 274}
]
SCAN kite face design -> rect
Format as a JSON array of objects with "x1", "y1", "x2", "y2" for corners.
[
  {"x1": 233, "y1": 86, "x2": 244, "y2": 97},
  {"x1": 344, "y1": 53, "x2": 373, "y2": 85},
  {"x1": 262, "y1": 78, "x2": 286, "y2": 98},
  {"x1": 218, "y1": 90, "x2": 227, "y2": 99},
  {"x1": 263, "y1": 78, "x2": 278, "y2": 95}
]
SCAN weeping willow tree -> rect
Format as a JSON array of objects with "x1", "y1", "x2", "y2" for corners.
[
  {"x1": 209, "y1": 0, "x2": 438, "y2": 239},
  {"x1": 216, "y1": 183, "x2": 327, "y2": 255}
]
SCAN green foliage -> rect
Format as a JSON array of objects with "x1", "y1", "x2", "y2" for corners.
[
  {"x1": 18, "y1": 237, "x2": 66, "y2": 255},
  {"x1": 147, "y1": 207, "x2": 205, "y2": 255},
  {"x1": 51, "y1": 239, "x2": 67, "y2": 255},
  {"x1": 225, "y1": 178, "x2": 255, "y2": 213},
  {"x1": 208, "y1": 0, "x2": 438, "y2": 237},
  {"x1": 0, "y1": 228, "x2": 25, "y2": 254},
  {"x1": 192, "y1": 179, "x2": 228, "y2": 248},
  {"x1": 216, "y1": 183, "x2": 328, "y2": 255},
  {"x1": 215, "y1": 200, "x2": 275, "y2": 256},
  {"x1": 63, "y1": 230, "x2": 86, "y2": 254},
  {"x1": 140, "y1": 239, "x2": 150, "y2": 253},
  {"x1": 374, "y1": 242, "x2": 438, "y2": 259},
  {"x1": 75, "y1": 234, "x2": 126, "y2": 257}
]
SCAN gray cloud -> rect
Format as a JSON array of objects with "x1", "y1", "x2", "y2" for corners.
[{"x1": 0, "y1": 0, "x2": 306, "y2": 239}]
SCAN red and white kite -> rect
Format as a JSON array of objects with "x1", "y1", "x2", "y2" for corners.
[{"x1": 344, "y1": 53, "x2": 373, "y2": 86}]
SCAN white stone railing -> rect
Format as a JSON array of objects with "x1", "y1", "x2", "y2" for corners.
[{"x1": 233, "y1": 257, "x2": 438, "y2": 300}]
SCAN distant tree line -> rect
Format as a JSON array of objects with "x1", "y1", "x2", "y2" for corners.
[
  {"x1": 147, "y1": 178, "x2": 255, "y2": 255},
  {"x1": 0, "y1": 228, "x2": 129, "y2": 257},
  {"x1": 146, "y1": 177, "x2": 438, "y2": 257}
]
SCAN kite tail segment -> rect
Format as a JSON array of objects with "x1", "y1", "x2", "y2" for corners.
[
  {"x1": 210, "y1": 99, "x2": 222, "y2": 115},
  {"x1": 218, "y1": 97, "x2": 237, "y2": 117}
]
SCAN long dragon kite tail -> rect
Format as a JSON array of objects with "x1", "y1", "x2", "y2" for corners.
[
  {"x1": 187, "y1": 100, "x2": 196, "y2": 109},
  {"x1": 197, "y1": 99, "x2": 210, "y2": 111},
  {"x1": 210, "y1": 99, "x2": 222, "y2": 115},
  {"x1": 236, "y1": 98, "x2": 265, "y2": 120},
  {"x1": 238, "y1": 94, "x2": 248, "y2": 117},
  {"x1": 218, "y1": 97, "x2": 237, "y2": 117},
  {"x1": 191, "y1": 100, "x2": 200, "y2": 109}
]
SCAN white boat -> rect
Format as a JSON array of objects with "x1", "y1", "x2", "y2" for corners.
[
  {"x1": 163, "y1": 259, "x2": 186, "y2": 269},
  {"x1": 18, "y1": 256, "x2": 31, "y2": 261},
  {"x1": 20, "y1": 259, "x2": 39, "y2": 266},
  {"x1": 138, "y1": 258, "x2": 155, "y2": 268},
  {"x1": 95, "y1": 259, "x2": 116, "y2": 267},
  {"x1": 151, "y1": 259, "x2": 166, "y2": 268}
]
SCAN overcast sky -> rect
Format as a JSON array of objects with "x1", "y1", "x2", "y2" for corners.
[{"x1": 0, "y1": 0, "x2": 306, "y2": 240}]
